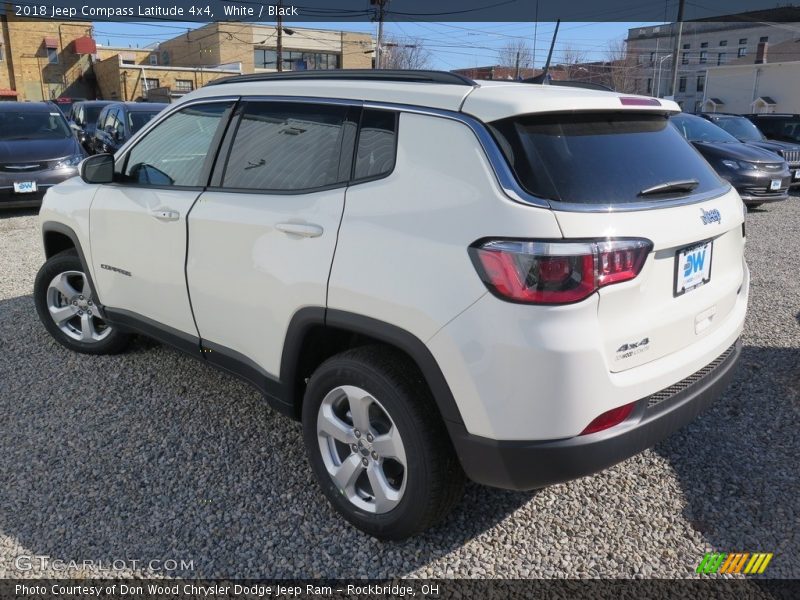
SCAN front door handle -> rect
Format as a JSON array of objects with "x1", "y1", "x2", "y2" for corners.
[
  {"x1": 275, "y1": 222, "x2": 324, "y2": 238},
  {"x1": 150, "y1": 209, "x2": 180, "y2": 222}
]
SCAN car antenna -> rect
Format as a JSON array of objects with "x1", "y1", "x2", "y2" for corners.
[{"x1": 527, "y1": 19, "x2": 560, "y2": 84}]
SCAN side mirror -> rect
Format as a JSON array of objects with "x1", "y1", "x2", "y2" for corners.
[{"x1": 80, "y1": 154, "x2": 114, "y2": 184}]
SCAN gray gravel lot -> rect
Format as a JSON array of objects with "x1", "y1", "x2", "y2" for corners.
[{"x1": 0, "y1": 199, "x2": 798, "y2": 579}]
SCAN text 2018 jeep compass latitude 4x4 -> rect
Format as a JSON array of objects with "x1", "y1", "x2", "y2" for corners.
[{"x1": 34, "y1": 71, "x2": 748, "y2": 539}]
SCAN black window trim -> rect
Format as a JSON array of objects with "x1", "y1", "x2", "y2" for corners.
[{"x1": 111, "y1": 97, "x2": 239, "y2": 192}]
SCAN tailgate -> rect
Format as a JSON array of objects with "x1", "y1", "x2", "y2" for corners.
[{"x1": 554, "y1": 188, "x2": 746, "y2": 372}]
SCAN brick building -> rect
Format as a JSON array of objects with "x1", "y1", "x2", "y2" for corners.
[
  {"x1": 0, "y1": 14, "x2": 95, "y2": 101},
  {"x1": 157, "y1": 23, "x2": 374, "y2": 73}
]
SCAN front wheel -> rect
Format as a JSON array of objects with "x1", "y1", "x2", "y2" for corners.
[
  {"x1": 34, "y1": 250, "x2": 130, "y2": 354},
  {"x1": 302, "y1": 346, "x2": 465, "y2": 540}
]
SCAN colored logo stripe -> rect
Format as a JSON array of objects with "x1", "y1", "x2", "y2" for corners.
[{"x1": 697, "y1": 552, "x2": 773, "y2": 574}]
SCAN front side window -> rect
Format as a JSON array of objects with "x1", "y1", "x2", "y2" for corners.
[
  {"x1": 124, "y1": 102, "x2": 231, "y2": 187},
  {"x1": 127, "y1": 110, "x2": 162, "y2": 134},
  {"x1": 489, "y1": 113, "x2": 725, "y2": 205},
  {"x1": 354, "y1": 109, "x2": 397, "y2": 180},
  {"x1": 222, "y1": 102, "x2": 351, "y2": 191}
]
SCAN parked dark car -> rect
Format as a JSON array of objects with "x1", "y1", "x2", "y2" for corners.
[
  {"x1": 48, "y1": 97, "x2": 87, "y2": 117},
  {"x1": 0, "y1": 102, "x2": 86, "y2": 209},
  {"x1": 91, "y1": 102, "x2": 168, "y2": 154},
  {"x1": 67, "y1": 101, "x2": 113, "y2": 153},
  {"x1": 671, "y1": 113, "x2": 790, "y2": 207},
  {"x1": 744, "y1": 113, "x2": 800, "y2": 144},
  {"x1": 701, "y1": 112, "x2": 800, "y2": 187}
]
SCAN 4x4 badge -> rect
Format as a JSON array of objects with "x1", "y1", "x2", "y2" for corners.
[{"x1": 701, "y1": 208, "x2": 721, "y2": 225}]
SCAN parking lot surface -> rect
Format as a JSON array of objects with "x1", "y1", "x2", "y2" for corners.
[{"x1": 0, "y1": 199, "x2": 798, "y2": 578}]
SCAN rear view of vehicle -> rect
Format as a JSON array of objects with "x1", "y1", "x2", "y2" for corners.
[
  {"x1": 421, "y1": 88, "x2": 748, "y2": 493},
  {"x1": 0, "y1": 103, "x2": 85, "y2": 209}
]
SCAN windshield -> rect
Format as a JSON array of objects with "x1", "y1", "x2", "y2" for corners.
[
  {"x1": 713, "y1": 117, "x2": 765, "y2": 142},
  {"x1": 489, "y1": 112, "x2": 725, "y2": 205},
  {"x1": 671, "y1": 114, "x2": 739, "y2": 143},
  {"x1": 128, "y1": 111, "x2": 161, "y2": 134},
  {"x1": 0, "y1": 110, "x2": 72, "y2": 141}
]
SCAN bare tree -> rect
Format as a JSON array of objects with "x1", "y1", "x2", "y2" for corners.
[
  {"x1": 558, "y1": 45, "x2": 588, "y2": 79},
  {"x1": 498, "y1": 40, "x2": 533, "y2": 75},
  {"x1": 381, "y1": 36, "x2": 432, "y2": 70},
  {"x1": 606, "y1": 38, "x2": 638, "y2": 93}
]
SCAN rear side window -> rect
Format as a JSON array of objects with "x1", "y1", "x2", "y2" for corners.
[
  {"x1": 489, "y1": 113, "x2": 725, "y2": 205},
  {"x1": 222, "y1": 102, "x2": 351, "y2": 191},
  {"x1": 354, "y1": 109, "x2": 397, "y2": 180}
]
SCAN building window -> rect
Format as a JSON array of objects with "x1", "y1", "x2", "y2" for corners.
[
  {"x1": 682, "y1": 52, "x2": 689, "y2": 64},
  {"x1": 678, "y1": 77, "x2": 687, "y2": 93},
  {"x1": 646, "y1": 78, "x2": 652, "y2": 94},
  {"x1": 0, "y1": 45, "x2": 4, "y2": 62},
  {"x1": 694, "y1": 100, "x2": 702, "y2": 113},
  {"x1": 149, "y1": 54, "x2": 158, "y2": 65},
  {"x1": 739, "y1": 38, "x2": 747, "y2": 45},
  {"x1": 700, "y1": 42, "x2": 708, "y2": 48},
  {"x1": 720, "y1": 40, "x2": 727, "y2": 46},
  {"x1": 649, "y1": 51, "x2": 655, "y2": 64},
  {"x1": 254, "y1": 48, "x2": 340, "y2": 71},
  {"x1": 122, "y1": 59, "x2": 135, "y2": 65},
  {"x1": 759, "y1": 36, "x2": 768, "y2": 43},
  {"x1": 144, "y1": 78, "x2": 159, "y2": 89},
  {"x1": 174, "y1": 79, "x2": 193, "y2": 92},
  {"x1": 47, "y1": 47, "x2": 58, "y2": 64},
  {"x1": 682, "y1": 43, "x2": 690, "y2": 49},
  {"x1": 738, "y1": 47, "x2": 747, "y2": 57},
  {"x1": 699, "y1": 50, "x2": 707, "y2": 64},
  {"x1": 696, "y1": 75, "x2": 705, "y2": 92},
  {"x1": 717, "y1": 52, "x2": 727, "y2": 65}
]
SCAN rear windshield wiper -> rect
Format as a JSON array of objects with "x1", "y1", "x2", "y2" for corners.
[{"x1": 638, "y1": 179, "x2": 699, "y2": 197}]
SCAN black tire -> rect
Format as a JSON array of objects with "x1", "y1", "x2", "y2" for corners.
[
  {"x1": 302, "y1": 345, "x2": 465, "y2": 540},
  {"x1": 34, "y1": 250, "x2": 131, "y2": 355},
  {"x1": 747, "y1": 203, "x2": 763, "y2": 209}
]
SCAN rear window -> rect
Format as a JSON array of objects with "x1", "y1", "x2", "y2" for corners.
[
  {"x1": 752, "y1": 117, "x2": 800, "y2": 143},
  {"x1": 489, "y1": 112, "x2": 725, "y2": 205}
]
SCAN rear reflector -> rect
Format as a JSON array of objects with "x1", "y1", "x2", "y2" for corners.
[
  {"x1": 580, "y1": 401, "x2": 636, "y2": 435},
  {"x1": 470, "y1": 238, "x2": 652, "y2": 305},
  {"x1": 620, "y1": 97, "x2": 661, "y2": 106}
]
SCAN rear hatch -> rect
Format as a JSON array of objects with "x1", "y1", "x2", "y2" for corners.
[{"x1": 488, "y1": 110, "x2": 746, "y2": 372}]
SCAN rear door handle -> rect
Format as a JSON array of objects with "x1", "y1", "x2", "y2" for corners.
[
  {"x1": 150, "y1": 209, "x2": 180, "y2": 222},
  {"x1": 275, "y1": 222, "x2": 324, "y2": 238}
]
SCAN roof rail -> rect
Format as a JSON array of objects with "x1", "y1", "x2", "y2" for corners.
[{"x1": 207, "y1": 69, "x2": 476, "y2": 87}]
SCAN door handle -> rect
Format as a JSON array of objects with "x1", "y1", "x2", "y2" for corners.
[
  {"x1": 275, "y1": 222, "x2": 324, "y2": 238},
  {"x1": 150, "y1": 209, "x2": 180, "y2": 222}
]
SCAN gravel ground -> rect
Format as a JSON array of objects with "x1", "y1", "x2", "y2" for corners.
[{"x1": 0, "y1": 199, "x2": 798, "y2": 579}]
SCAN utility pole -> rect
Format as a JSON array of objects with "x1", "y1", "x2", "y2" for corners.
[
  {"x1": 669, "y1": 0, "x2": 686, "y2": 98},
  {"x1": 276, "y1": 0, "x2": 284, "y2": 71},
  {"x1": 515, "y1": 50, "x2": 521, "y2": 79},
  {"x1": 372, "y1": 0, "x2": 389, "y2": 69}
]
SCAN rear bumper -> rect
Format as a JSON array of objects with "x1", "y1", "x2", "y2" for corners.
[{"x1": 449, "y1": 339, "x2": 741, "y2": 490}]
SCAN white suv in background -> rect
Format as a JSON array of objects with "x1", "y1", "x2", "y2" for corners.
[{"x1": 34, "y1": 71, "x2": 749, "y2": 539}]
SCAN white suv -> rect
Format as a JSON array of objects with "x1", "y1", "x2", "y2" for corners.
[{"x1": 34, "y1": 71, "x2": 749, "y2": 539}]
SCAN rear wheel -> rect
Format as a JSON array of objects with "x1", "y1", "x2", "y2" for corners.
[
  {"x1": 302, "y1": 346, "x2": 465, "y2": 539},
  {"x1": 34, "y1": 250, "x2": 130, "y2": 354}
]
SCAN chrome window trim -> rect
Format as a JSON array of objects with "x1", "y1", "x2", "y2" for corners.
[{"x1": 118, "y1": 93, "x2": 732, "y2": 213}]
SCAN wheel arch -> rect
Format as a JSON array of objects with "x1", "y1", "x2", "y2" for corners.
[
  {"x1": 41, "y1": 221, "x2": 101, "y2": 305},
  {"x1": 281, "y1": 308, "x2": 465, "y2": 427}
]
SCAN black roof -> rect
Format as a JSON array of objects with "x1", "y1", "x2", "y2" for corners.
[
  {"x1": 207, "y1": 69, "x2": 476, "y2": 87},
  {"x1": 103, "y1": 102, "x2": 169, "y2": 112},
  {"x1": 0, "y1": 102, "x2": 65, "y2": 113}
]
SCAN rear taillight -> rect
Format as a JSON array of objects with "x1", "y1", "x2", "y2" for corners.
[
  {"x1": 580, "y1": 401, "x2": 637, "y2": 435},
  {"x1": 470, "y1": 239, "x2": 652, "y2": 305}
]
